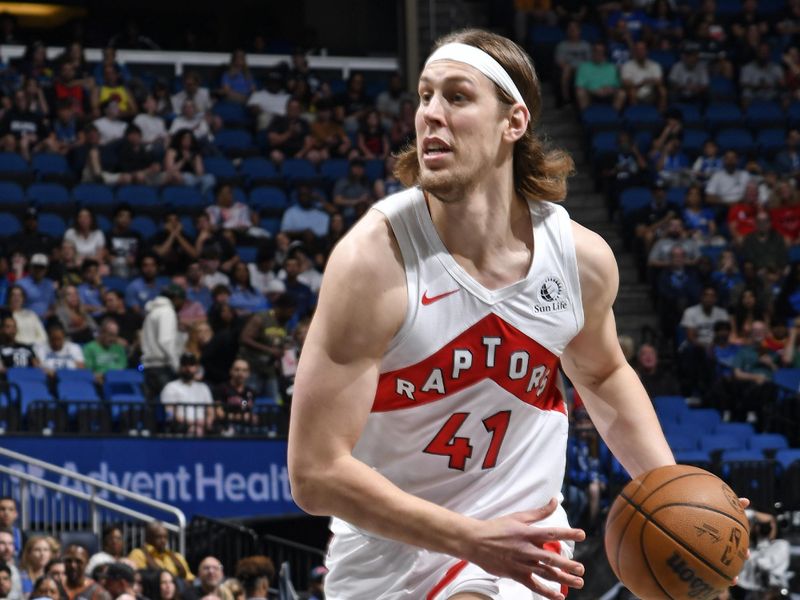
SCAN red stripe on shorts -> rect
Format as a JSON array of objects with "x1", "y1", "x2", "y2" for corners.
[
  {"x1": 542, "y1": 541, "x2": 568, "y2": 597},
  {"x1": 426, "y1": 560, "x2": 468, "y2": 600}
]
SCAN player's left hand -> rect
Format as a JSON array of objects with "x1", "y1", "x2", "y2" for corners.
[{"x1": 731, "y1": 497, "x2": 751, "y2": 587}]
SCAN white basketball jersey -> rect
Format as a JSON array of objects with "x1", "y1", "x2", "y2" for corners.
[{"x1": 332, "y1": 187, "x2": 584, "y2": 542}]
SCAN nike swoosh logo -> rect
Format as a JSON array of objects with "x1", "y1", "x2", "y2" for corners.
[{"x1": 421, "y1": 289, "x2": 460, "y2": 305}]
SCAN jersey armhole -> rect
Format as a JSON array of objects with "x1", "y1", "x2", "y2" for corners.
[{"x1": 556, "y1": 205, "x2": 585, "y2": 333}]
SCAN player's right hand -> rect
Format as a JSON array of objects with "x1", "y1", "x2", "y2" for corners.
[{"x1": 464, "y1": 498, "x2": 586, "y2": 600}]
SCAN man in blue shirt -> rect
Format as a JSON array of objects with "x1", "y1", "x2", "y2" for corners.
[
  {"x1": 17, "y1": 253, "x2": 55, "y2": 319},
  {"x1": 280, "y1": 185, "x2": 330, "y2": 240},
  {"x1": 124, "y1": 253, "x2": 161, "y2": 314}
]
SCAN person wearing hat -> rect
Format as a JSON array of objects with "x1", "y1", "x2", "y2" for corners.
[
  {"x1": 17, "y1": 254, "x2": 56, "y2": 320},
  {"x1": 160, "y1": 352, "x2": 214, "y2": 436},
  {"x1": 140, "y1": 284, "x2": 185, "y2": 401},
  {"x1": 668, "y1": 42, "x2": 709, "y2": 104},
  {"x1": 7, "y1": 208, "x2": 56, "y2": 259}
]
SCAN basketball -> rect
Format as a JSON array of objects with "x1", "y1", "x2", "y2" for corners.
[{"x1": 604, "y1": 464, "x2": 750, "y2": 600}]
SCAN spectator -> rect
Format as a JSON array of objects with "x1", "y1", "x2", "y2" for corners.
[
  {"x1": 266, "y1": 98, "x2": 310, "y2": 163},
  {"x1": 575, "y1": 42, "x2": 625, "y2": 111},
  {"x1": 740, "y1": 41, "x2": 785, "y2": 105},
  {"x1": 375, "y1": 73, "x2": 411, "y2": 121},
  {"x1": 19, "y1": 536, "x2": 52, "y2": 596},
  {"x1": 228, "y1": 263, "x2": 268, "y2": 316},
  {"x1": 336, "y1": 71, "x2": 371, "y2": 132},
  {"x1": 94, "y1": 65, "x2": 137, "y2": 119},
  {"x1": 554, "y1": 21, "x2": 591, "y2": 106},
  {"x1": 152, "y1": 211, "x2": 198, "y2": 277},
  {"x1": 652, "y1": 135, "x2": 691, "y2": 188},
  {"x1": 280, "y1": 185, "x2": 330, "y2": 241},
  {"x1": 102, "y1": 564, "x2": 136, "y2": 600},
  {"x1": 647, "y1": 218, "x2": 700, "y2": 269},
  {"x1": 657, "y1": 245, "x2": 702, "y2": 340},
  {"x1": 682, "y1": 185, "x2": 718, "y2": 243},
  {"x1": 132, "y1": 95, "x2": 168, "y2": 152},
  {"x1": 140, "y1": 570, "x2": 177, "y2": 600},
  {"x1": 62, "y1": 544, "x2": 110, "y2": 600},
  {"x1": 635, "y1": 343, "x2": 680, "y2": 396},
  {"x1": 106, "y1": 205, "x2": 142, "y2": 280},
  {"x1": 705, "y1": 150, "x2": 750, "y2": 205},
  {"x1": 184, "y1": 557, "x2": 224, "y2": 600},
  {"x1": 233, "y1": 557, "x2": 273, "y2": 600},
  {"x1": 247, "y1": 71, "x2": 290, "y2": 130},
  {"x1": 128, "y1": 523, "x2": 192, "y2": 581},
  {"x1": 0, "y1": 88, "x2": 48, "y2": 161},
  {"x1": 0, "y1": 529, "x2": 21, "y2": 600},
  {"x1": 567, "y1": 409, "x2": 607, "y2": 531},
  {"x1": 113, "y1": 125, "x2": 162, "y2": 185},
  {"x1": 171, "y1": 72, "x2": 213, "y2": 116},
  {"x1": 17, "y1": 254, "x2": 56, "y2": 320},
  {"x1": 373, "y1": 154, "x2": 404, "y2": 200},
  {"x1": 213, "y1": 359, "x2": 257, "y2": 433},
  {"x1": 238, "y1": 293, "x2": 297, "y2": 397},
  {"x1": 600, "y1": 131, "x2": 648, "y2": 214},
  {"x1": 141, "y1": 285, "x2": 184, "y2": 401},
  {"x1": 50, "y1": 61, "x2": 90, "y2": 117},
  {"x1": 125, "y1": 254, "x2": 162, "y2": 314},
  {"x1": 286, "y1": 245, "x2": 322, "y2": 295},
  {"x1": 6, "y1": 286, "x2": 46, "y2": 346},
  {"x1": 98, "y1": 290, "x2": 142, "y2": 348},
  {"x1": 621, "y1": 40, "x2": 667, "y2": 112},
  {"x1": 775, "y1": 129, "x2": 800, "y2": 178},
  {"x1": 46, "y1": 100, "x2": 83, "y2": 155},
  {"x1": 730, "y1": 320, "x2": 779, "y2": 424},
  {"x1": 332, "y1": 158, "x2": 372, "y2": 224},
  {"x1": 219, "y1": 49, "x2": 254, "y2": 104},
  {"x1": 34, "y1": 322, "x2": 84, "y2": 377},
  {"x1": 299, "y1": 98, "x2": 351, "y2": 163},
  {"x1": 184, "y1": 263, "x2": 212, "y2": 312},
  {"x1": 202, "y1": 303, "x2": 242, "y2": 386},
  {"x1": 770, "y1": 180, "x2": 800, "y2": 244},
  {"x1": 0, "y1": 501, "x2": 21, "y2": 557},
  {"x1": 691, "y1": 140, "x2": 723, "y2": 185},
  {"x1": 711, "y1": 249, "x2": 743, "y2": 307},
  {"x1": 305, "y1": 566, "x2": 326, "y2": 600},
  {"x1": 83, "y1": 319, "x2": 127, "y2": 384},
  {"x1": 64, "y1": 208, "x2": 106, "y2": 266},
  {"x1": 678, "y1": 285, "x2": 730, "y2": 394},
  {"x1": 93, "y1": 101, "x2": 127, "y2": 146},
  {"x1": 8, "y1": 207, "x2": 56, "y2": 260},
  {"x1": 247, "y1": 251, "x2": 282, "y2": 298},
  {"x1": 727, "y1": 181, "x2": 761, "y2": 245},
  {"x1": 43, "y1": 559, "x2": 65, "y2": 590},
  {"x1": 0, "y1": 565, "x2": 12, "y2": 600},
  {"x1": 741, "y1": 211, "x2": 788, "y2": 274},
  {"x1": 85, "y1": 527, "x2": 125, "y2": 579},
  {"x1": 0, "y1": 316, "x2": 38, "y2": 371},
  {"x1": 55, "y1": 285, "x2": 98, "y2": 344},
  {"x1": 668, "y1": 43, "x2": 709, "y2": 104},
  {"x1": 163, "y1": 130, "x2": 215, "y2": 194},
  {"x1": 356, "y1": 109, "x2": 389, "y2": 160},
  {"x1": 279, "y1": 256, "x2": 315, "y2": 317},
  {"x1": 77, "y1": 260, "x2": 105, "y2": 317},
  {"x1": 29, "y1": 575, "x2": 60, "y2": 600},
  {"x1": 206, "y1": 184, "x2": 266, "y2": 241},
  {"x1": 169, "y1": 100, "x2": 211, "y2": 143},
  {"x1": 389, "y1": 98, "x2": 415, "y2": 152},
  {"x1": 182, "y1": 320, "x2": 211, "y2": 362},
  {"x1": 197, "y1": 247, "x2": 231, "y2": 291}
]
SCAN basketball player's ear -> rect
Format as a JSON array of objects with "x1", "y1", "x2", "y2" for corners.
[{"x1": 503, "y1": 104, "x2": 529, "y2": 143}]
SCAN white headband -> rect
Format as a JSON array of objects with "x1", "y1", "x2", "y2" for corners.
[{"x1": 424, "y1": 42, "x2": 526, "y2": 108}]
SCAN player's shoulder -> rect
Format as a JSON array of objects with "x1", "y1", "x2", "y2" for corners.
[{"x1": 570, "y1": 219, "x2": 618, "y2": 305}]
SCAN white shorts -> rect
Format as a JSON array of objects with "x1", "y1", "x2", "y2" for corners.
[{"x1": 324, "y1": 521, "x2": 571, "y2": 600}]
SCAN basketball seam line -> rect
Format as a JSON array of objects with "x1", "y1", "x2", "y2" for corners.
[
  {"x1": 639, "y1": 512, "x2": 678, "y2": 600},
  {"x1": 620, "y1": 492, "x2": 737, "y2": 583},
  {"x1": 614, "y1": 468, "x2": 659, "y2": 577}
]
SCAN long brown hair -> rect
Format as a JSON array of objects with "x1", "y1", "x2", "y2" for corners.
[{"x1": 395, "y1": 28, "x2": 574, "y2": 202}]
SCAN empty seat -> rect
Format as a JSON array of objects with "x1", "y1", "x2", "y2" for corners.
[
  {"x1": 700, "y1": 434, "x2": 744, "y2": 453},
  {"x1": 0, "y1": 212, "x2": 21, "y2": 236},
  {"x1": 203, "y1": 156, "x2": 238, "y2": 180},
  {"x1": 248, "y1": 186, "x2": 288, "y2": 216},
  {"x1": 31, "y1": 153, "x2": 73, "y2": 182},
  {"x1": 6, "y1": 367, "x2": 46, "y2": 385},
  {"x1": 365, "y1": 159, "x2": 385, "y2": 182},
  {"x1": 56, "y1": 369, "x2": 95, "y2": 384},
  {"x1": 715, "y1": 128, "x2": 755, "y2": 154},
  {"x1": 27, "y1": 183, "x2": 74, "y2": 215},
  {"x1": 281, "y1": 158, "x2": 318, "y2": 183},
  {"x1": 212, "y1": 101, "x2": 249, "y2": 128},
  {"x1": 665, "y1": 433, "x2": 698, "y2": 453},
  {"x1": 162, "y1": 186, "x2": 205, "y2": 214},
  {"x1": 590, "y1": 131, "x2": 618, "y2": 157},
  {"x1": 619, "y1": 187, "x2": 652, "y2": 215},
  {"x1": 214, "y1": 129, "x2": 254, "y2": 156},
  {"x1": 130, "y1": 216, "x2": 157, "y2": 240},
  {"x1": 0, "y1": 181, "x2": 26, "y2": 213},
  {"x1": 681, "y1": 129, "x2": 710, "y2": 157},
  {"x1": 73, "y1": 183, "x2": 116, "y2": 213},
  {"x1": 653, "y1": 395, "x2": 688, "y2": 419},
  {"x1": 773, "y1": 368, "x2": 800, "y2": 392},
  {"x1": 745, "y1": 100, "x2": 785, "y2": 129},
  {"x1": 623, "y1": 105, "x2": 664, "y2": 132},
  {"x1": 319, "y1": 158, "x2": 350, "y2": 182},
  {"x1": 38, "y1": 213, "x2": 66, "y2": 238},
  {"x1": 57, "y1": 381, "x2": 100, "y2": 402},
  {"x1": 705, "y1": 103, "x2": 744, "y2": 131},
  {"x1": 116, "y1": 185, "x2": 161, "y2": 214},
  {"x1": 747, "y1": 433, "x2": 789, "y2": 453},
  {"x1": 0, "y1": 152, "x2": 32, "y2": 182},
  {"x1": 240, "y1": 157, "x2": 279, "y2": 185},
  {"x1": 679, "y1": 408, "x2": 721, "y2": 429},
  {"x1": 713, "y1": 422, "x2": 755, "y2": 438}
]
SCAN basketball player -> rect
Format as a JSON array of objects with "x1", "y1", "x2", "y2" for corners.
[{"x1": 288, "y1": 29, "x2": 675, "y2": 600}]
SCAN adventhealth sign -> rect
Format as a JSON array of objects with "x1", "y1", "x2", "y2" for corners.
[{"x1": 0, "y1": 438, "x2": 300, "y2": 518}]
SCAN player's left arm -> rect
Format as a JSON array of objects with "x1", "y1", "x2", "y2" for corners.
[{"x1": 560, "y1": 221, "x2": 675, "y2": 479}]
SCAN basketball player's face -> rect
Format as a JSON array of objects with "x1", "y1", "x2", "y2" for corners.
[{"x1": 416, "y1": 61, "x2": 508, "y2": 201}]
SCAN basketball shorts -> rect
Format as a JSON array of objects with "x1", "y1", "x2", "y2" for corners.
[{"x1": 324, "y1": 522, "x2": 572, "y2": 600}]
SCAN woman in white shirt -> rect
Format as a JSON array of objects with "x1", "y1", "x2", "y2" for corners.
[
  {"x1": 7, "y1": 285, "x2": 46, "y2": 346},
  {"x1": 64, "y1": 208, "x2": 106, "y2": 265}
]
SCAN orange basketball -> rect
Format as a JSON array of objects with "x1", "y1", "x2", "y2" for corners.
[{"x1": 604, "y1": 464, "x2": 749, "y2": 600}]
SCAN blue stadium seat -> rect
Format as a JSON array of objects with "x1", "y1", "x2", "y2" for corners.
[
  {"x1": 649, "y1": 49, "x2": 677, "y2": 73},
  {"x1": 713, "y1": 422, "x2": 755, "y2": 438},
  {"x1": 212, "y1": 101, "x2": 249, "y2": 128},
  {"x1": 748, "y1": 433, "x2": 789, "y2": 453},
  {"x1": 0, "y1": 152, "x2": 31, "y2": 181},
  {"x1": 623, "y1": 105, "x2": 663, "y2": 132},
  {"x1": 116, "y1": 185, "x2": 161, "y2": 214},
  {"x1": 715, "y1": 128, "x2": 755, "y2": 154},
  {"x1": 790, "y1": 245, "x2": 800, "y2": 264},
  {"x1": 103, "y1": 369, "x2": 145, "y2": 402},
  {"x1": 236, "y1": 246, "x2": 258, "y2": 264},
  {"x1": 775, "y1": 449, "x2": 800, "y2": 469},
  {"x1": 619, "y1": 187, "x2": 652, "y2": 215},
  {"x1": 699, "y1": 245, "x2": 725, "y2": 264},
  {"x1": 57, "y1": 381, "x2": 100, "y2": 402},
  {"x1": 0, "y1": 213, "x2": 20, "y2": 236},
  {"x1": 788, "y1": 101, "x2": 800, "y2": 128},
  {"x1": 56, "y1": 369, "x2": 95, "y2": 384},
  {"x1": 774, "y1": 368, "x2": 800, "y2": 392},
  {"x1": 31, "y1": 153, "x2": 72, "y2": 182},
  {"x1": 705, "y1": 103, "x2": 744, "y2": 131},
  {"x1": 708, "y1": 77, "x2": 737, "y2": 102},
  {"x1": 179, "y1": 216, "x2": 197, "y2": 238},
  {"x1": 673, "y1": 450, "x2": 712, "y2": 469},
  {"x1": 38, "y1": 213, "x2": 66, "y2": 238},
  {"x1": 319, "y1": 158, "x2": 350, "y2": 182},
  {"x1": 7, "y1": 367, "x2": 46, "y2": 385},
  {"x1": 281, "y1": 158, "x2": 318, "y2": 183},
  {"x1": 260, "y1": 217, "x2": 281, "y2": 237},
  {"x1": 665, "y1": 433, "x2": 698, "y2": 452},
  {"x1": 720, "y1": 449, "x2": 763, "y2": 462},
  {"x1": 745, "y1": 100, "x2": 785, "y2": 129},
  {"x1": 682, "y1": 129, "x2": 710, "y2": 157},
  {"x1": 17, "y1": 381, "x2": 54, "y2": 417},
  {"x1": 670, "y1": 103, "x2": 703, "y2": 128},
  {"x1": 365, "y1": 159, "x2": 385, "y2": 182},
  {"x1": 0, "y1": 181, "x2": 26, "y2": 213},
  {"x1": 580, "y1": 23, "x2": 602, "y2": 42},
  {"x1": 73, "y1": 183, "x2": 116, "y2": 213},
  {"x1": 215, "y1": 129, "x2": 254, "y2": 156},
  {"x1": 240, "y1": 157, "x2": 279, "y2": 185},
  {"x1": 757, "y1": 129, "x2": 786, "y2": 157},
  {"x1": 101, "y1": 276, "x2": 129, "y2": 293},
  {"x1": 633, "y1": 131, "x2": 652, "y2": 153},
  {"x1": 130, "y1": 216, "x2": 157, "y2": 240},
  {"x1": 680, "y1": 408, "x2": 722, "y2": 429},
  {"x1": 162, "y1": 186, "x2": 205, "y2": 214},
  {"x1": 590, "y1": 131, "x2": 618, "y2": 157},
  {"x1": 666, "y1": 187, "x2": 687, "y2": 207},
  {"x1": 203, "y1": 156, "x2": 237, "y2": 180},
  {"x1": 27, "y1": 183, "x2": 72, "y2": 213},
  {"x1": 653, "y1": 395, "x2": 688, "y2": 420},
  {"x1": 700, "y1": 434, "x2": 743, "y2": 453},
  {"x1": 248, "y1": 186, "x2": 288, "y2": 216},
  {"x1": 528, "y1": 24, "x2": 565, "y2": 46}
]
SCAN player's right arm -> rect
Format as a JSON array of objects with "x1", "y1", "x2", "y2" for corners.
[{"x1": 288, "y1": 210, "x2": 584, "y2": 599}]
